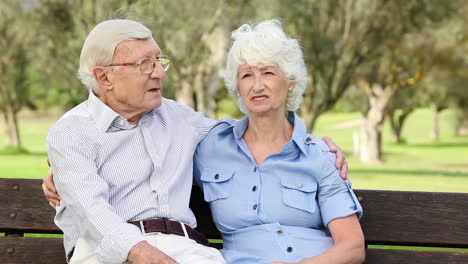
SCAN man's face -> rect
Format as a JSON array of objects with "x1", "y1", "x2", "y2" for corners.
[{"x1": 105, "y1": 37, "x2": 166, "y2": 118}]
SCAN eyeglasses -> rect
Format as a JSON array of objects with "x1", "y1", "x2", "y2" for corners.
[{"x1": 109, "y1": 56, "x2": 170, "y2": 74}]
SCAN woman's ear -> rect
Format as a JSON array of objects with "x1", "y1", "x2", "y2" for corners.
[
  {"x1": 93, "y1": 66, "x2": 112, "y2": 90},
  {"x1": 288, "y1": 82, "x2": 295, "y2": 92}
]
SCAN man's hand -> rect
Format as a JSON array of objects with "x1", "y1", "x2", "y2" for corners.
[
  {"x1": 322, "y1": 136, "x2": 349, "y2": 180},
  {"x1": 42, "y1": 169, "x2": 61, "y2": 208},
  {"x1": 128, "y1": 241, "x2": 179, "y2": 264}
]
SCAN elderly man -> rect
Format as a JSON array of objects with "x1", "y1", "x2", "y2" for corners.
[{"x1": 45, "y1": 19, "x2": 348, "y2": 264}]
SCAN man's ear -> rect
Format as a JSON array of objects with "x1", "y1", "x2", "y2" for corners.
[{"x1": 93, "y1": 66, "x2": 112, "y2": 90}]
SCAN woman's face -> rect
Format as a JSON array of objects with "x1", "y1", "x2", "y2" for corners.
[{"x1": 237, "y1": 63, "x2": 293, "y2": 116}]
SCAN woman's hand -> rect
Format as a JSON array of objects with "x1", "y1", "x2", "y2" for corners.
[
  {"x1": 322, "y1": 136, "x2": 349, "y2": 180},
  {"x1": 42, "y1": 169, "x2": 61, "y2": 208}
]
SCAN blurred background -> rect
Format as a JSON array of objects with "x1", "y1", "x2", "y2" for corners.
[{"x1": 0, "y1": 0, "x2": 467, "y2": 192}]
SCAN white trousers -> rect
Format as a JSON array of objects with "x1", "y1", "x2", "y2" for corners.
[{"x1": 69, "y1": 233, "x2": 226, "y2": 264}]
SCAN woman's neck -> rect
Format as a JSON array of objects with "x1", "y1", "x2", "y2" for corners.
[
  {"x1": 243, "y1": 111, "x2": 293, "y2": 165},
  {"x1": 245, "y1": 112, "x2": 293, "y2": 143}
]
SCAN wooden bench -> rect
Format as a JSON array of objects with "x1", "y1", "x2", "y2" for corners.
[{"x1": 1, "y1": 178, "x2": 467, "y2": 263}]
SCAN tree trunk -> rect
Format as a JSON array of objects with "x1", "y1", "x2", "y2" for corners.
[
  {"x1": 176, "y1": 78, "x2": 195, "y2": 109},
  {"x1": 388, "y1": 109, "x2": 412, "y2": 143},
  {"x1": 300, "y1": 93, "x2": 324, "y2": 133},
  {"x1": 2, "y1": 105, "x2": 21, "y2": 148},
  {"x1": 431, "y1": 103, "x2": 441, "y2": 141},
  {"x1": 456, "y1": 100, "x2": 468, "y2": 136},
  {"x1": 360, "y1": 84, "x2": 394, "y2": 163}
]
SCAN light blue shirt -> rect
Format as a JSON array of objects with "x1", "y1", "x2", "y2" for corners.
[
  {"x1": 194, "y1": 112, "x2": 363, "y2": 264},
  {"x1": 47, "y1": 92, "x2": 216, "y2": 263}
]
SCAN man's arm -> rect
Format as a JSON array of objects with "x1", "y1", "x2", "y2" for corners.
[
  {"x1": 47, "y1": 130, "x2": 146, "y2": 263},
  {"x1": 129, "y1": 242, "x2": 179, "y2": 264},
  {"x1": 42, "y1": 167, "x2": 178, "y2": 264}
]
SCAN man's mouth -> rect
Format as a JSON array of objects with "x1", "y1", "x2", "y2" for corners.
[{"x1": 148, "y1": 88, "x2": 161, "y2": 93}]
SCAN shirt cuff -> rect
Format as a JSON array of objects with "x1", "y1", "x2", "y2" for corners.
[
  {"x1": 96, "y1": 222, "x2": 145, "y2": 263},
  {"x1": 320, "y1": 180, "x2": 363, "y2": 227}
]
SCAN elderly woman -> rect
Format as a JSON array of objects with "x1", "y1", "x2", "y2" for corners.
[{"x1": 193, "y1": 20, "x2": 365, "y2": 264}]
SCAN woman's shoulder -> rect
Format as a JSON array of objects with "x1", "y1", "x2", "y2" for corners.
[{"x1": 302, "y1": 134, "x2": 331, "y2": 152}]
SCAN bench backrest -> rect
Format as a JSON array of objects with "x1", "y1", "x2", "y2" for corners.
[{"x1": 1, "y1": 178, "x2": 467, "y2": 264}]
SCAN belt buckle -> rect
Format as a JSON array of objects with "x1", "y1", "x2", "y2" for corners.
[{"x1": 139, "y1": 220, "x2": 159, "y2": 235}]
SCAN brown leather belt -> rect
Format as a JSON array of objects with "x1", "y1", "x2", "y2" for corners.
[{"x1": 129, "y1": 218, "x2": 209, "y2": 246}]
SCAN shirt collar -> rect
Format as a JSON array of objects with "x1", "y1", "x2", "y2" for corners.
[
  {"x1": 288, "y1": 111, "x2": 309, "y2": 155},
  {"x1": 233, "y1": 115, "x2": 249, "y2": 139},
  {"x1": 231, "y1": 112, "x2": 309, "y2": 156},
  {"x1": 87, "y1": 92, "x2": 156, "y2": 133},
  {"x1": 87, "y1": 92, "x2": 121, "y2": 133}
]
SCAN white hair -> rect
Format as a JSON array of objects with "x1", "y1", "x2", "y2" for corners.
[
  {"x1": 224, "y1": 19, "x2": 308, "y2": 114},
  {"x1": 78, "y1": 19, "x2": 152, "y2": 92}
]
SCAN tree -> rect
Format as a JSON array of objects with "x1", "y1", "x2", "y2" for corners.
[
  {"x1": 0, "y1": 1, "x2": 34, "y2": 149},
  {"x1": 386, "y1": 88, "x2": 420, "y2": 143},
  {"x1": 32, "y1": 0, "x2": 137, "y2": 111},
  {"x1": 355, "y1": 0, "x2": 461, "y2": 163},
  {"x1": 275, "y1": 0, "x2": 383, "y2": 131}
]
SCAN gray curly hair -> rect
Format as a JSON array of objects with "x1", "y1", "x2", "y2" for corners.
[{"x1": 224, "y1": 19, "x2": 308, "y2": 114}]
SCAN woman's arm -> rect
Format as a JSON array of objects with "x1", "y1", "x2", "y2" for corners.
[{"x1": 271, "y1": 214, "x2": 365, "y2": 264}]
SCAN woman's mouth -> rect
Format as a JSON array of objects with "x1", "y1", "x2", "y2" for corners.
[{"x1": 251, "y1": 95, "x2": 268, "y2": 102}]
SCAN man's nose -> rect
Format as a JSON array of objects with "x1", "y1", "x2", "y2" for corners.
[{"x1": 149, "y1": 62, "x2": 166, "y2": 79}]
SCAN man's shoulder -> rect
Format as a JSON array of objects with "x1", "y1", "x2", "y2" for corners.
[
  {"x1": 49, "y1": 101, "x2": 93, "y2": 134},
  {"x1": 159, "y1": 97, "x2": 190, "y2": 111},
  {"x1": 201, "y1": 118, "x2": 236, "y2": 141}
]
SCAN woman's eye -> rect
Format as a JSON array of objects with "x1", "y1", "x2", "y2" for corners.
[
  {"x1": 264, "y1": 71, "x2": 275, "y2": 75},
  {"x1": 241, "y1": 74, "x2": 252, "y2": 79}
]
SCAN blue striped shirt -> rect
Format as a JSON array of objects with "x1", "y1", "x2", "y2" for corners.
[{"x1": 47, "y1": 92, "x2": 216, "y2": 263}]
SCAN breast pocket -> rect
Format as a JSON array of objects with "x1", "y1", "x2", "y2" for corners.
[
  {"x1": 200, "y1": 168, "x2": 235, "y2": 202},
  {"x1": 281, "y1": 175, "x2": 317, "y2": 213}
]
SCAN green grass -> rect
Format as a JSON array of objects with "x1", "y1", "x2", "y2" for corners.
[
  {"x1": 313, "y1": 109, "x2": 468, "y2": 192},
  {"x1": 0, "y1": 116, "x2": 56, "y2": 179},
  {"x1": 368, "y1": 245, "x2": 468, "y2": 252},
  {"x1": 0, "y1": 109, "x2": 467, "y2": 192}
]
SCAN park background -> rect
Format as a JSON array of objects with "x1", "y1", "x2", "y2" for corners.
[{"x1": 0, "y1": 0, "x2": 467, "y2": 193}]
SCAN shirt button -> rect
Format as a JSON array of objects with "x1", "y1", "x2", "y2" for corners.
[
  {"x1": 276, "y1": 230, "x2": 283, "y2": 236},
  {"x1": 296, "y1": 182, "x2": 303, "y2": 188},
  {"x1": 253, "y1": 204, "x2": 258, "y2": 210},
  {"x1": 287, "y1": 246, "x2": 293, "y2": 253},
  {"x1": 305, "y1": 137, "x2": 312, "y2": 144},
  {"x1": 252, "y1": 185, "x2": 257, "y2": 192},
  {"x1": 119, "y1": 119, "x2": 125, "y2": 126},
  {"x1": 214, "y1": 174, "x2": 219, "y2": 180}
]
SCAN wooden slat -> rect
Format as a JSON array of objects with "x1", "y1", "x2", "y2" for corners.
[
  {"x1": 0, "y1": 237, "x2": 67, "y2": 264},
  {"x1": 364, "y1": 248, "x2": 468, "y2": 264},
  {"x1": 0, "y1": 178, "x2": 61, "y2": 233},
  {"x1": 355, "y1": 190, "x2": 468, "y2": 248}
]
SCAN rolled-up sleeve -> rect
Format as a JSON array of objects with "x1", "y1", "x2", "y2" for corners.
[
  {"x1": 47, "y1": 130, "x2": 145, "y2": 263},
  {"x1": 317, "y1": 152, "x2": 363, "y2": 227}
]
